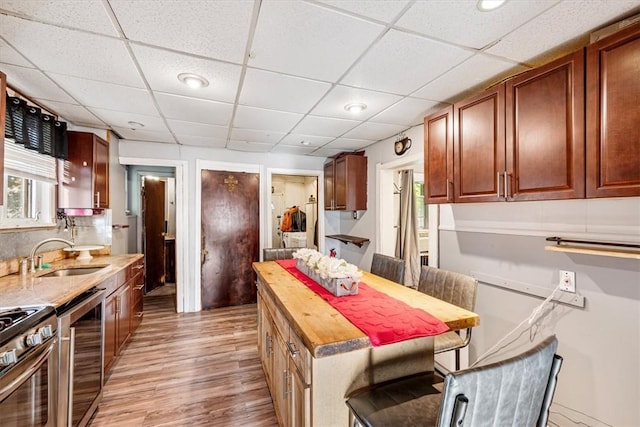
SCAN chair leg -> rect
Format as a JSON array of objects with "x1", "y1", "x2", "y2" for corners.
[{"x1": 455, "y1": 348, "x2": 461, "y2": 371}]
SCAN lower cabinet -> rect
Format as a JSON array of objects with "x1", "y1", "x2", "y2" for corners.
[
  {"x1": 258, "y1": 288, "x2": 310, "y2": 426},
  {"x1": 104, "y1": 258, "x2": 145, "y2": 377}
]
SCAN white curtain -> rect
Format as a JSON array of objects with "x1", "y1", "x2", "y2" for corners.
[{"x1": 395, "y1": 170, "x2": 420, "y2": 287}]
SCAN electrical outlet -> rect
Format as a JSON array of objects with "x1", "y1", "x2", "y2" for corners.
[{"x1": 559, "y1": 270, "x2": 576, "y2": 293}]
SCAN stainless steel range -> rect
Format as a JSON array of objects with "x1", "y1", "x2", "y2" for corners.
[{"x1": 0, "y1": 305, "x2": 58, "y2": 426}]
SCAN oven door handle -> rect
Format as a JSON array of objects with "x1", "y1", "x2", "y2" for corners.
[{"x1": 0, "y1": 339, "x2": 56, "y2": 402}]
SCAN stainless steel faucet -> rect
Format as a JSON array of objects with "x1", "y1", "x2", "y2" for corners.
[{"x1": 29, "y1": 238, "x2": 75, "y2": 273}]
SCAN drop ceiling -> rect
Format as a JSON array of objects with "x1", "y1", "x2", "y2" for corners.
[{"x1": 1, "y1": 0, "x2": 638, "y2": 157}]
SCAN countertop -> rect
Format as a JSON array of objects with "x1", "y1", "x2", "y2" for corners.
[
  {"x1": 253, "y1": 261, "x2": 480, "y2": 358},
  {"x1": 0, "y1": 254, "x2": 143, "y2": 308}
]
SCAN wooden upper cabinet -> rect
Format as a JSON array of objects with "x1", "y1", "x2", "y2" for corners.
[
  {"x1": 424, "y1": 107, "x2": 454, "y2": 204},
  {"x1": 505, "y1": 49, "x2": 585, "y2": 201},
  {"x1": 586, "y1": 23, "x2": 640, "y2": 198},
  {"x1": 323, "y1": 161, "x2": 334, "y2": 210},
  {"x1": 324, "y1": 154, "x2": 367, "y2": 211},
  {"x1": 0, "y1": 71, "x2": 6, "y2": 206},
  {"x1": 61, "y1": 131, "x2": 109, "y2": 208},
  {"x1": 454, "y1": 85, "x2": 505, "y2": 203}
]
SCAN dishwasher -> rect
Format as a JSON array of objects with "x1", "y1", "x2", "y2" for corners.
[{"x1": 56, "y1": 287, "x2": 106, "y2": 427}]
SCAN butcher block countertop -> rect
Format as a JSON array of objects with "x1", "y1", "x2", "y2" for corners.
[
  {"x1": 253, "y1": 261, "x2": 480, "y2": 358},
  {"x1": 0, "y1": 254, "x2": 143, "y2": 308}
]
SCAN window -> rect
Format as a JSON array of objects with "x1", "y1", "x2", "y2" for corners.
[{"x1": 1, "y1": 139, "x2": 57, "y2": 228}]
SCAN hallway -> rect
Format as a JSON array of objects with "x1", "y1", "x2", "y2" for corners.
[{"x1": 89, "y1": 292, "x2": 278, "y2": 426}]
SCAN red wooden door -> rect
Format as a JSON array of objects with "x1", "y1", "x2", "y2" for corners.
[
  {"x1": 201, "y1": 170, "x2": 260, "y2": 309},
  {"x1": 143, "y1": 178, "x2": 166, "y2": 293}
]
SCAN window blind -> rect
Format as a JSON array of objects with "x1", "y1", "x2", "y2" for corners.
[{"x1": 4, "y1": 138, "x2": 57, "y2": 184}]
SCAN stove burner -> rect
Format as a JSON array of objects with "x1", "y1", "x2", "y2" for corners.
[{"x1": 0, "y1": 308, "x2": 36, "y2": 332}]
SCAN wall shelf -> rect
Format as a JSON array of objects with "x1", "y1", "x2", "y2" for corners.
[
  {"x1": 545, "y1": 237, "x2": 640, "y2": 259},
  {"x1": 326, "y1": 234, "x2": 370, "y2": 248},
  {"x1": 544, "y1": 245, "x2": 640, "y2": 260}
]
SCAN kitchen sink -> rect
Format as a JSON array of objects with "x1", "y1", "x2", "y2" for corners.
[{"x1": 40, "y1": 266, "x2": 106, "y2": 277}]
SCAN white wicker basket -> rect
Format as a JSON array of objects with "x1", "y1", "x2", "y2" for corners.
[{"x1": 296, "y1": 259, "x2": 359, "y2": 297}]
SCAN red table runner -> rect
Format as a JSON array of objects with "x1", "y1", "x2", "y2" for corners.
[{"x1": 276, "y1": 259, "x2": 449, "y2": 346}]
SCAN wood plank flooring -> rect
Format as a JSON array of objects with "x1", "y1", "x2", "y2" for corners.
[{"x1": 89, "y1": 292, "x2": 278, "y2": 427}]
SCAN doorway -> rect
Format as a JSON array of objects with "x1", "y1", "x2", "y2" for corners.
[{"x1": 270, "y1": 174, "x2": 318, "y2": 251}]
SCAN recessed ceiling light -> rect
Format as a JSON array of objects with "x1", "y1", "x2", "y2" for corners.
[
  {"x1": 177, "y1": 72, "x2": 209, "y2": 89},
  {"x1": 127, "y1": 121, "x2": 144, "y2": 129},
  {"x1": 477, "y1": 0, "x2": 507, "y2": 11},
  {"x1": 344, "y1": 103, "x2": 367, "y2": 114},
  {"x1": 300, "y1": 141, "x2": 311, "y2": 146}
]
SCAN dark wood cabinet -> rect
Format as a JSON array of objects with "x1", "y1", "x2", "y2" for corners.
[
  {"x1": 0, "y1": 71, "x2": 6, "y2": 206},
  {"x1": 324, "y1": 154, "x2": 367, "y2": 211},
  {"x1": 426, "y1": 50, "x2": 586, "y2": 203},
  {"x1": 505, "y1": 49, "x2": 585, "y2": 201},
  {"x1": 130, "y1": 267, "x2": 145, "y2": 332},
  {"x1": 61, "y1": 131, "x2": 109, "y2": 208},
  {"x1": 104, "y1": 258, "x2": 144, "y2": 377},
  {"x1": 454, "y1": 85, "x2": 505, "y2": 203},
  {"x1": 424, "y1": 107, "x2": 454, "y2": 204},
  {"x1": 586, "y1": 23, "x2": 640, "y2": 198}
]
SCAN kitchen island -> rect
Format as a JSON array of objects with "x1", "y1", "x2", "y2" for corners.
[{"x1": 253, "y1": 261, "x2": 479, "y2": 427}]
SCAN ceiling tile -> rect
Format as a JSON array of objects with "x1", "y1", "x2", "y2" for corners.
[
  {"x1": 0, "y1": 39, "x2": 33, "y2": 68},
  {"x1": 342, "y1": 122, "x2": 407, "y2": 141},
  {"x1": 316, "y1": 0, "x2": 411, "y2": 23},
  {"x1": 0, "y1": 0, "x2": 119, "y2": 36},
  {"x1": 113, "y1": 127, "x2": 176, "y2": 143},
  {"x1": 131, "y1": 45, "x2": 241, "y2": 104},
  {"x1": 228, "y1": 140, "x2": 274, "y2": 153},
  {"x1": 90, "y1": 108, "x2": 167, "y2": 132},
  {"x1": 342, "y1": 29, "x2": 473, "y2": 95},
  {"x1": 155, "y1": 93, "x2": 233, "y2": 126},
  {"x1": 487, "y1": 1, "x2": 640, "y2": 63},
  {"x1": 52, "y1": 74, "x2": 157, "y2": 115},
  {"x1": 413, "y1": 54, "x2": 528, "y2": 102},
  {"x1": 396, "y1": 0, "x2": 557, "y2": 50},
  {"x1": 310, "y1": 85, "x2": 402, "y2": 120},
  {"x1": 167, "y1": 119, "x2": 228, "y2": 139},
  {"x1": 369, "y1": 97, "x2": 443, "y2": 127},
  {"x1": 230, "y1": 128, "x2": 286, "y2": 144},
  {"x1": 239, "y1": 68, "x2": 331, "y2": 113},
  {"x1": 293, "y1": 115, "x2": 359, "y2": 137},
  {"x1": 309, "y1": 147, "x2": 349, "y2": 157},
  {"x1": 33, "y1": 99, "x2": 106, "y2": 127},
  {"x1": 326, "y1": 138, "x2": 374, "y2": 150},
  {"x1": 175, "y1": 135, "x2": 227, "y2": 148},
  {"x1": 233, "y1": 105, "x2": 303, "y2": 133},
  {"x1": 1, "y1": 15, "x2": 143, "y2": 87},
  {"x1": 270, "y1": 144, "x2": 318, "y2": 155},
  {"x1": 110, "y1": 0, "x2": 254, "y2": 63},
  {"x1": 1, "y1": 64, "x2": 76, "y2": 104},
  {"x1": 249, "y1": 0, "x2": 384, "y2": 81},
  {"x1": 279, "y1": 133, "x2": 335, "y2": 147}
]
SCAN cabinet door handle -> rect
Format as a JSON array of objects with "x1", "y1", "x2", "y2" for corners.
[
  {"x1": 135, "y1": 311, "x2": 144, "y2": 318},
  {"x1": 134, "y1": 284, "x2": 144, "y2": 291},
  {"x1": 503, "y1": 172, "x2": 510, "y2": 200},
  {"x1": 286, "y1": 341, "x2": 299, "y2": 357},
  {"x1": 282, "y1": 371, "x2": 289, "y2": 400},
  {"x1": 133, "y1": 265, "x2": 144, "y2": 270},
  {"x1": 95, "y1": 192, "x2": 100, "y2": 208},
  {"x1": 497, "y1": 172, "x2": 502, "y2": 199}
]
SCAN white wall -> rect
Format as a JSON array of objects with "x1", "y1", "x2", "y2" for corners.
[{"x1": 119, "y1": 141, "x2": 326, "y2": 312}]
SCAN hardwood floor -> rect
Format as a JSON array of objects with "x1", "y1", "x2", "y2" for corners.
[{"x1": 89, "y1": 293, "x2": 278, "y2": 427}]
